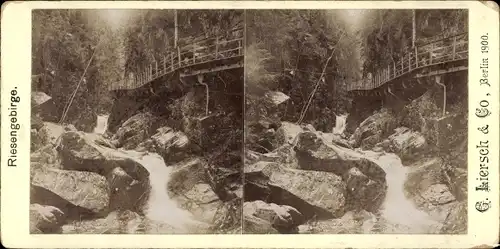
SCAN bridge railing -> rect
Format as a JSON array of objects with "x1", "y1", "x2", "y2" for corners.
[
  {"x1": 109, "y1": 27, "x2": 244, "y2": 91},
  {"x1": 347, "y1": 32, "x2": 468, "y2": 91}
]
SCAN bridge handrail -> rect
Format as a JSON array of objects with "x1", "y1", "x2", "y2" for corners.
[
  {"x1": 347, "y1": 32, "x2": 468, "y2": 91},
  {"x1": 109, "y1": 27, "x2": 244, "y2": 91}
]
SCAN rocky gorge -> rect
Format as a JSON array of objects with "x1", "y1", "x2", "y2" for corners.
[
  {"x1": 30, "y1": 84, "x2": 467, "y2": 235},
  {"x1": 243, "y1": 86, "x2": 468, "y2": 234},
  {"x1": 30, "y1": 109, "x2": 242, "y2": 234}
]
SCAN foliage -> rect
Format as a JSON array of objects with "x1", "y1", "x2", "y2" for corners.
[
  {"x1": 358, "y1": 9, "x2": 468, "y2": 77},
  {"x1": 32, "y1": 10, "x2": 119, "y2": 130},
  {"x1": 246, "y1": 10, "x2": 357, "y2": 133},
  {"x1": 123, "y1": 10, "x2": 242, "y2": 76}
]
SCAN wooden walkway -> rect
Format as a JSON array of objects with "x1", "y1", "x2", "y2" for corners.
[
  {"x1": 347, "y1": 32, "x2": 468, "y2": 92},
  {"x1": 109, "y1": 27, "x2": 244, "y2": 91}
]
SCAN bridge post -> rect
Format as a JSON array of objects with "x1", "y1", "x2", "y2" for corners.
[
  {"x1": 434, "y1": 75, "x2": 446, "y2": 117},
  {"x1": 163, "y1": 56, "x2": 166, "y2": 72},
  {"x1": 429, "y1": 50, "x2": 433, "y2": 64},
  {"x1": 155, "y1": 60, "x2": 158, "y2": 76}
]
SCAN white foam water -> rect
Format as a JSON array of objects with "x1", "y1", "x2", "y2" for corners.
[
  {"x1": 332, "y1": 114, "x2": 348, "y2": 135},
  {"x1": 93, "y1": 115, "x2": 109, "y2": 134},
  {"x1": 358, "y1": 150, "x2": 441, "y2": 233},
  {"x1": 92, "y1": 116, "x2": 204, "y2": 233},
  {"x1": 113, "y1": 149, "x2": 205, "y2": 233}
]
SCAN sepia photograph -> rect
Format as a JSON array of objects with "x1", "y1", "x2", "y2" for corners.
[
  {"x1": 2, "y1": 1, "x2": 498, "y2": 248},
  {"x1": 30, "y1": 9, "x2": 243, "y2": 234},
  {"x1": 244, "y1": 9, "x2": 468, "y2": 234}
]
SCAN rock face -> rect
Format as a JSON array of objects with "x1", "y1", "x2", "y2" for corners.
[
  {"x1": 404, "y1": 157, "x2": 458, "y2": 223},
  {"x1": 441, "y1": 201, "x2": 467, "y2": 234},
  {"x1": 57, "y1": 131, "x2": 108, "y2": 174},
  {"x1": 30, "y1": 203, "x2": 65, "y2": 233},
  {"x1": 294, "y1": 131, "x2": 387, "y2": 212},
  {"x1": 111, "y1": 112, "x2": 155, "y2": 150},
  {"x1": 31, "y1": 163, "x2": 109, "y2": 215},
  {"x1": 56, "y1": 130, "x2": 151, "y2": 212},
  {"x1": 275, "y1": 122, "x2": 304, "y2": 145},
  {"x1": 151, "y1": 126, "x2": 191, "y2": 163},
  {"x1": 349, "y1": 109, "x2": 397, "y2": 149},
  {"x1": 168, "y1": 159, "x2": 222, "y2": 223},
  {"x1": 298, "y1": 210, "x2": 375, "y2": 234},
  {"x1": 243, "y1": 200, "x2": 304, "y2": 233},
  {"x1": 245, "y1": 161, "x2": 346, "y2": 219},
  {"x1": 295, "y1": 132, "x2": 385, "y2": 180},
  {"x1": 385, "y1": 127, "x2": 427, "y2": 163}
]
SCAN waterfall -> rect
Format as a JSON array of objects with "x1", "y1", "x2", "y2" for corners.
[
  {"x1": 93, "y1": 115, "x2": 109, "y2": 134},
  {"x1": 332, "y1": 113, "x2": 348, "y2": 135},
  {"x1": 358, "y1": 150, "x2": 441, "y2": 233},
  {"x1": 113, "y1": 149, "x2": 206, "y2": 233}
]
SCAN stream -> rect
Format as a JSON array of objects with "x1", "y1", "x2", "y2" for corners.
[
  {"x1": 93, "y1": 113, "x2": 442, "y2": 234},
  {"x1": 93, "y1": 115, "x2": 206, "y2": 233},
  {"x1": 337, "y1": 115, "x2": 441, "y2": 234}
]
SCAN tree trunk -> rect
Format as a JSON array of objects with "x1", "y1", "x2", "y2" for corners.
[
  {"x1": 412, "y1": 10, "x2": 416, "y2": 48},
  {"x1": 174, "y1": 10, "x2": 178, "y2": 48}
]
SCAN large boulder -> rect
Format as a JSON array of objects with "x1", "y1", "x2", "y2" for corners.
[
  {"x1": 294, "y1": 131, "x2": 386, "y2": 182},
  {"x1": 151, "y1": 126, "x2": 191, "y2": 163},
  {"x1": 30, "y1": 203, "x2": 65, "y2": 234},
  {"x1": 349, "y1": 109, "x2": 397, "y2": 148},
  {"x1": 31, "y1": 143, "x2": 59, "y2": 166},
  {"x1": 31, "y1": 163, "x2": 109, "y2": 215},
  {"x1": 405, "y1": 157, "x2": 457, "y2": 221},
  {"x1": 386, "y1": 127, "x2": 427, "y2": 163},
  {"x1": 55, "y1": 131, "x2": 151, "y2": 212},
  {"x1": 246, "y1": 120, "x2": 281, "y2": 153},
  {"x1": 167, "y1": 159, "x2": 222, "y2": 223},
  {"x1": 243, "y1": 211, "x2": 280, "y2": 234},
  {"x1": 294, "y1": 131, "x2": 387, "y2": 212},
  {"x1": 343, "y1": 167, "x2": 386, "y2": 212},
  {"x1": 243, "y1": 200, "x2": 304, "y2": 233},
  {"x1": 57, "y1": 130, "x2": 149, "y2": 175},
  {"x1": 57, "y1": 131, "x2": 108, "y2": 174},
  {"x1": 106, "y1": 165, "x2": 150, "y2": 213},
  {"x1": 275, "y1": 122, "x2": 304, "y2": 146},
  {"x1": 111, "y1": 112, "x2": 155, "y2": 150},
  {"x1": 245, "y1": 161, "x2": 346, "y2": 219}
]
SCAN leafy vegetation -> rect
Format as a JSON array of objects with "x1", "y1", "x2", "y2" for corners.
[
  {"x1": 32, "y1": 10, "x2": 120, "y2": 130},
  {"x1": 245, "y1": 10, "x2": 359, "y2": 134}
]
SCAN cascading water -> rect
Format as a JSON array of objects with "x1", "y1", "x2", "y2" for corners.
[
  {"x1": 358, "y1": 150, "x2": 441, "y2": 233},
  {"x1": 333, "y1": 116, "x2": 440, "y2": 233},
  {"x1": 332, "y1": 113, "x2": 348, "y2": 135},
  {"x1": 93, "y1": 115, "x2": 109, "y2": 134},
  {"x1": 115, "y1": 150, "x2": 204, "y2": 232},
  {"x1": 92, "y1": 115, "x2": 205, "y2": 232}
]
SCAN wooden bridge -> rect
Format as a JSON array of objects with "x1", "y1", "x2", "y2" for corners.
[
  {"x1": 109, "y1": 27, "x2": 244, "y2": 91},
  {"x1": 347, "y1": 32, "x2": 468, "y2": 92}
]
